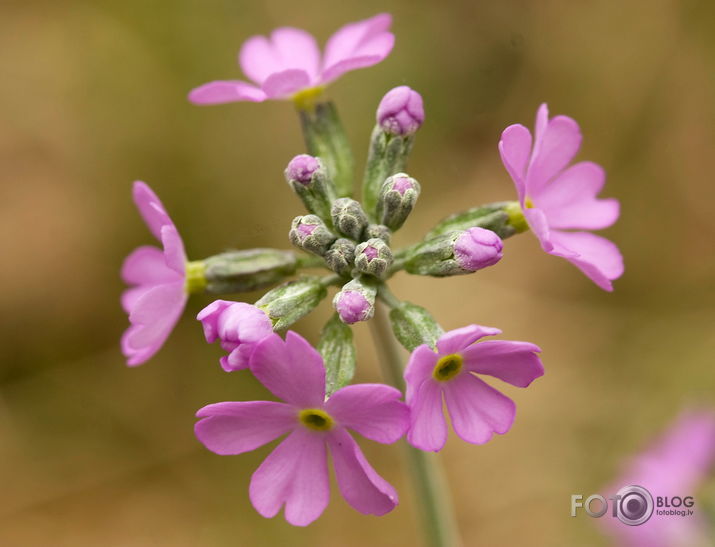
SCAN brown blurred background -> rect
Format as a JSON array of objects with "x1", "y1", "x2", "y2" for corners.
[{"x1": 1, "y1": 0, "x2": 714, "y2": 545}]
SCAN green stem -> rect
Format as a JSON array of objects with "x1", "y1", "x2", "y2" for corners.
[{"x1": 370, "y1": 303, "x2": 462, "y2": 547}]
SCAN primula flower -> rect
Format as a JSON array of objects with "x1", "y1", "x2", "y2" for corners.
[
  {"x1": 189, "y1": 14, "x2": 394, "y2": 105},
  {"x1": 499, "y1": 103, "x2": 624, "y2": 291},
  {"x1": 121, "y1": 182, "x2": 188, "y2": 366},
  {"x1": 600, "y1": 410, "x2": 715, "y2": 547},
  {"x1": 195, "y1": 331, "x2": 409, "y2": 526},
  {"x1": 197, "y1": 300, "x2": 273, "y2": 372},
  {"x1": 404, "y1": 325, "x2": 544, "y2": 452}
]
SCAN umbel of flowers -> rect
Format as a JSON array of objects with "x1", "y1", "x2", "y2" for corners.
[{"x1": 120, "y1": 13, "x2": 623, "y2": 535}]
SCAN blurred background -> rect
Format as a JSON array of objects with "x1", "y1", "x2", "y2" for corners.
[{"x1": 1, "y1": 0, "x2": 714, "y2": 545}]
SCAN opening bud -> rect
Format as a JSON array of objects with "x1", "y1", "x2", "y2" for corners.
[
  {"x1": 377, "y1": 86, "x2": 425, "y2": 136},
  {"x1": 354, "y1": 238, "x2": 393, "y2": 279},
  {"x1": 404, "y1": 227, "x2": 503, "y2": 277},
  {"x1": 284, "y1": 155, "x2": 336, "y2": 220},
  {"x1": 256, "y1": 276, "x2": 327, "y2": 331},
  {"x1": 377, "y1": 173, "x2": 421, "y2": 231},
  {"x1": 324, "y1": 238, "x2": 356, "y2": 276},
  {"x1": 332, "y1": 277, "x2": 377, "y2": 324},
  {"x1": 330, "y1": 198, "x2": 368, "y2": 240},
  {"x1": 289, "y1": 215, "x2": 337, "y2": 257}
]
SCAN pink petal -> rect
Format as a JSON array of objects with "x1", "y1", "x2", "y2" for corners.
[
  {"x1": 407, "y1": 380, "x2": 447, "y2": 452},
  {"x1": 498, "y1": 123, "x2": 532, "y2": 201},
  {"x1": 121, "y1": 281, "x2": 187, "y2": 366},
  {"x1": 462, "y1": 340, "x2": 544, "y2": 387},
  {"x1": 195, "y1": 401, "x2": 297, "y2": 455},
  {"x1": 160, "y1": 225, "x2": 187, "y2": 275},
  {"x1": 196, "y1": 300, "x2": 232, "y2": 343},
  {"x1": 249, "y1": 428, "x2": 329, "y2": 527},
  {"x1": 436, "y1": 324, "x2": 502, "y2": 355},
  {"x1": 549, "y1": 230, "x2": 624, "y2": 291},
  {"x1": 443, "y1": 373, "x2": 516, "y2": 445},
  {"x1": 404, "y1": 344, "x2": 439, "y2": 403},
  {"x1": 132, "y1": 181, "x2": 174, "y2": 242},
  {"x1": 321, "y1": 13, "x2": 394, "y2": 84},
  {"x1": 327, "y1": 428, "x2": 398, "y2": 516},
  {"x1": 240, "y1": 28, "x2": 320, "y2": 85},
  {"x1": 121, "y1": 285, "x2": 152, "y2": 314},
  {"x1": 524, "y1": 207, "x2": 556, "y2": 253},
  {"x1": 527, "y1": 114, "x2": 582, "y2": 196},
  {"x1": 261, "y1": 69, "x2": 312, "y2": 99},
  {"x1": 121, "y1": 245, "x2": 180, "y2": 286},
  {"x1": 325, "y1": 384, "x2": 409, "y2": 444},
  {"x1": 188, "y1": 80, "x2": 266, "y2": 104},
  {"x1": 533, "y1": 103, "x2": 549, "y2": 148},
  {"x1": 534, "y1": 161, "x2": 620, "y2": 230},
  {"x1": 222, "y1": 344, "x2": 254, "y2": 371},
  {"x1": 249, "y1": 332, "x2": 325, "y2": 408}
]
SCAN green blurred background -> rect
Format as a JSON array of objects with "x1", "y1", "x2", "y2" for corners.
[{"x1": 1, "y1": 0, "x2": 714, "y2": 545}]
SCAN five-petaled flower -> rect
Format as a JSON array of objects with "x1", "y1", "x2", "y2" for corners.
[
  {"x1": 189, "y1": 14, "x2": 394, "y2": 106},
  {"x1": 195, "y1": 331, "x2": 410, "y2": 526},
  {"x1": 197, "y1": 300, "x2": 274, "y2": 372},
  {"x1": 499, "y1": 103, "x2": 624, "y2": 291},
  {"x1": 121, "y1": 181, "x2": 188, "y2": 366},
  {"x1": 404, "y1": 325, "x2": 544, "y2": 452}
]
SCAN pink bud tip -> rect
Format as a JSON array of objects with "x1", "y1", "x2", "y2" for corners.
[
  {"x1": 454, "y1": 227, "x2": 503, "y2": 271},
  {"x1": 336, "y1": 291, "x2": 371, "y2": 324},
  {"x1": 377, "y1": 86, "x2": 425, "y2": 136},
  {"x1": 285, "y1": 154, "x2": 320, "y2": 184}
]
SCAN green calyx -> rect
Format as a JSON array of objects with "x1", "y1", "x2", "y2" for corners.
[{"x1": 184, "y1": 260, "x2": 207, "y2": 294}]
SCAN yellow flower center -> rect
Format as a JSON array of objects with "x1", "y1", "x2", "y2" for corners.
[
  {"x1": 524, "y1": 197, "x2": 534, "y2": 209},
  {"x1": 298, "y1": 408, "x2": 334, "y2": 431},
  {"x1": 432, "y1": 353, "x2": 464, "y2": 382},
  {"x1": 292, "y1": 86, "x2": 325, "y2": 111}
]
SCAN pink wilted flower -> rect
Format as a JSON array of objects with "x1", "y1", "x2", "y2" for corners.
[
  {"x1": 499, "y1": 103, "x2": 624, "y2": 291},
  {"x1": 121, "y1": 181, "x2": 188, "y2": 366},
  {"x1": 195, "y1": 331, "x2": 409, "y2": 526},
  {"x1": 189, "y1": 14, "x2": 394, "y2": 105},
  {"x1": 197, "y1": 300, "x2": 273, "y2": 372},
  {"x1": 599, "y1": 410, "x2": 715, "y2": 547},
  {"x1": 404, "y1": 325, "x2": 544, "y2": 452}
]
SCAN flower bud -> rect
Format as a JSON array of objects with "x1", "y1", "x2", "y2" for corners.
[
  {"x1": 284, "y1": 155, "x2": 336, "y2": 220},
  {"x1": 404, "y1": 227, "x2": 503, "y2": 277},
  {"x1": 324, "y1": 238, "x2": 356, "y2": 276},
  {"x1": 376, "y1": 173, "x2": 421, "y2": 231},
  {"x1": 330, "y1": 198, "x2": 368, "y2": 240},
  {"x1": 256, "y1": 276, "x2": 327, "y2": 331},
  {"x1": 332, "y1": 277, "x2": 377, "y2": 324},
  {"x1": 363, "y1": 223, "x2": 392, "y2": 244},
  {"x1": 377, "y1": 86, "x2": 425, "y2": 136},
  {"x1": 354, "y1": 238, "x2": 393, "y2": 279},
  {"x1": 289, "y1": 215, "x2": 337, "y2": 257},
  {"x1": 202, "y1": 249, "x2": 297, "y2": 294}
]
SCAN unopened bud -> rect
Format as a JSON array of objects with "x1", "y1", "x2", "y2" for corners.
[
  {"x1": 377, "y1": 86, "x2": 425, "y2": 136},
  {"x1": 331, "y1": 198, "x2": 368, "y2": 240},
  {"x1": 363, "y1": 223, "x2": 392, "y2": 244},
  {"x1": 324, "y1": 238, "x2": 356, "y2": 275},
  {"x1": 377, "y1": 173, "x2": 421, "y2": 231},
  {"x1": 354, "y1": 238, "x2": 393, "y2": 279},
  {"x1": 332, "y1": 277, "x2": 377, "y2": 324},
  {"x1": 404, "y1": 227, "x2": 503, "y2": 277},
  {"x1": 284, "y1": 155, "x2": 336, "y2": 220},
  {"x1": 256, "y1": 276, "x2": 327, "y2": 331},
  {"x1": 289, "y1": 215, "x2": 337, "y2": 257}
]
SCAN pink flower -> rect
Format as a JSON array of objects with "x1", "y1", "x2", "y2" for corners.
[
  {"x1": 404, "y1": 325, "x2": 544, "y2": 452},
  {"x1": 197, "y1": 300, "x2": 273, "y2": 372},
  {"x1": 189, "y1": 14, "x2": 394, "y2": 105},
  {"x1": 499, "y1": 103, "x2": 624, "y2": 291},
  {"x1": 600, "y1": 410, "x2": 715, "y2": 547},
  {"x1": 121, "y1": 181, "x2": 188, "y2": 366},
  {"x1": 195, "y1": 331, "x2": 409, "y2": 526}
]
